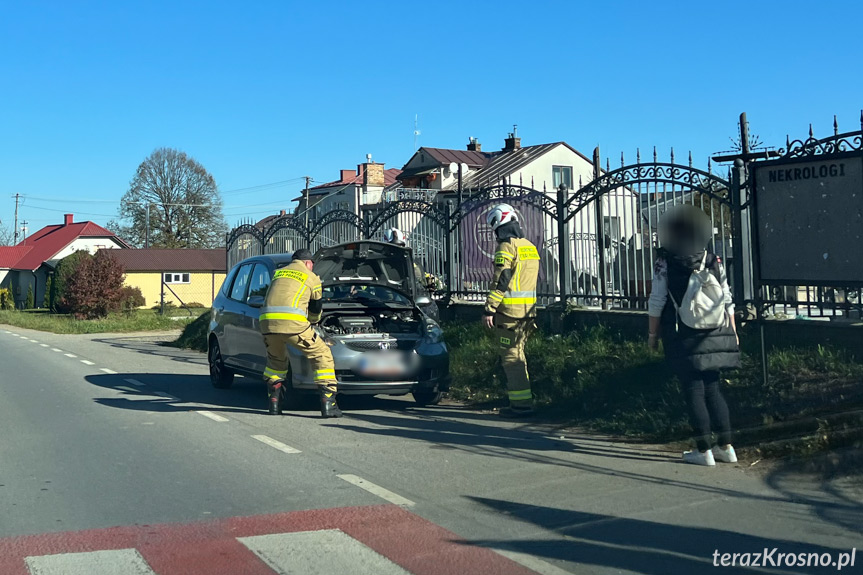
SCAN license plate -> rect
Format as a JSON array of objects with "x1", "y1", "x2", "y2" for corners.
[{"x1": 357, "y1": 352, "x2": 407, "y2": 376}]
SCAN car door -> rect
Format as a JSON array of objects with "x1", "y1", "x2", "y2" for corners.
[
  {"x1": 235, "y1": 262, "x2": 272, "y2": 373},
  {"x1": 221, "y1": 262, "x2": 254, "y2": 368}
]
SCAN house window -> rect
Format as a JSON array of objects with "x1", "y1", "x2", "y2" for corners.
[
  {"x1": 552, "y1": 166, "x2": 573, "y2": 190},
  {"x1": 163, "y1": 272, "x2": 191, "y2": 284}
]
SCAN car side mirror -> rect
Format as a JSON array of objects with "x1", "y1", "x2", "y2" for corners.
[
  {"x1": 247, "y1": 295, "x2": 265, "y2": 308},
  {"x1": 415, "y1": 296, "x2": 432, "y2": 307}
]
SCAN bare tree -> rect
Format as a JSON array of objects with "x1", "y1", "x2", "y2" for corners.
[
  {"x1": 0, "y1": 223, "x2": 14, "y2": 246},
  {"x1": 116, "y1": 148, "x2": 227, "y2": 248}
]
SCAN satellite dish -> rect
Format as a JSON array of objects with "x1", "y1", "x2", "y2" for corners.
[
  {"x1": 446, "y1": 162, "x2": 457, "y2": 177},
  {"x1": 460, "y1": 163, "x2": 469, "y2": 175}
]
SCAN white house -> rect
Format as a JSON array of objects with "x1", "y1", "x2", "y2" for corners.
[{"x1": 0, "y1": 214, "x2": 129, "y2": 307}]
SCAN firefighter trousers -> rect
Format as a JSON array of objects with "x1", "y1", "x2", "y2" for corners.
[
  {"x1": 263, "y1": 326, "x2": 338, "y2": 396},
  {"x1": 493, "y1": 314, "x2": 536, "y2": 409}
]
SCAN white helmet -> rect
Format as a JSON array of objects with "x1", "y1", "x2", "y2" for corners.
[
  {"x1": 383, "y1": 227, "x2": 407, "y2": 246},
  {"x1": 486, "y1": 203, "x2": 517, "y2": 232}
]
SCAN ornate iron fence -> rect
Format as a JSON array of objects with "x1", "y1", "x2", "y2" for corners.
[{"x1": 225, "y1": 118, "x2": 863, "y2": 320}]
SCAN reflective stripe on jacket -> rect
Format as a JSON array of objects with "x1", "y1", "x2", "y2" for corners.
[
  {"x1": 259, "y1": 260, "x2": 324, "y2": 334},
  {"x1": 484, "y1": 238, "x2": 540, "y2": 318}
]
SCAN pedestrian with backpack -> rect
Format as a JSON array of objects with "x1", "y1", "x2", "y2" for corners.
[{"x1": 647, "y1": 205, "x2": 740, "y2": 466}]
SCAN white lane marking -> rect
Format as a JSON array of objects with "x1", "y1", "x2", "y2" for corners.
[
  {"x1": 40, "y1": 343, "x2": 49, "y2": 347},
  {"x1": 197, "y1": 410, "x2": 229, "y2": 422},
  {"x1": 28, "y1": 339, "x2": 39, "y2": 342},
  {"x1": 239, "y1": 530, "x2": 411, "y2": 575},
  {"x1": 337, "y1": 474, "x2": 415, "y2": 507},
  {"x1": 25, "y1": 548, "x2": 156, "y2": 574},
  {"x1": 115, "y1": 386, "x2": 139, "y2": 393},
  {"x1": 154, "y1": 391, "x2": 179, "y2": 401},
  {"x1": 51, "y1": 348, "x2": 63, "y2": 352},
  {"x1": 80, "y1": 360, "x2": 95, "y2": 365},
  {"x1": 495, "y1": 549, "x2": 575, "y2": 575},
  {"x1": 2, "y1": 330, "x2": 9, "y2": 333},
  {"x1": 251, "y1": 434, "x2": 302, "y2": 454},
  {"x1": 100, "y1": 368, "x2": 117, "y2": 374},
  {"x1": 64, "y1": 353, "x2": 77, "y2": 358},
  {"x1": 124, "y1": 378, "x2": 145, "y2": 387}
]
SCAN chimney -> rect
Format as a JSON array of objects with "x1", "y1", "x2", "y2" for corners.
[
  {"x1": 362, "y1": 162, "x2": 385, "y2": 187},
  {"x1": 340, "y1": 169, "x2": 354, "y2": 182},
  {"x1": 64, "y1": 214, "x2": 73, "y2": 225},
  {"x1": 467, "y1": 137, "x2": 482, "y2": 152},
  {"x1": 503, "y1": 133, "x2": 521, "y2": 152},
  {"x1": 279, "y1": 209, "x2": 286, "y2": 216}
]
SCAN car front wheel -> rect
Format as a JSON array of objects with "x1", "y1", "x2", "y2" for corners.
[
  {"x1": 412, "y1": 391, "x2": 442, "y2": 406},
  {"x1": 209, "y1": 338, "x2": 234, "y2": 389}
]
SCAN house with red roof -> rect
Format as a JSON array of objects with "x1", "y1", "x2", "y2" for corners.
[
  {"x1": 0, "y1": 214, "x2": 129, "y2": 308},
  {"x1": 293, "y1": 159, "x2": 401, "y2": 223}
]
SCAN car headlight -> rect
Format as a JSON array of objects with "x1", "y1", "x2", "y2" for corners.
[{"x1": 424, "y1": 321, "x2": 444, "y2": 344}]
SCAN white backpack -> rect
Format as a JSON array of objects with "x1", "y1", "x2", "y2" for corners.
[{"x1": 668, "y1": 253, "x2": 728, "y2": 330}]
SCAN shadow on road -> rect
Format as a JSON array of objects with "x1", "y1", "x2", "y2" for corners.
[
  {"x1": 463, "y1": 497, "x2": 858, "y2": 575},
  {"x1": 91, "y1": 336, "x2": 207, "y2": 367}
]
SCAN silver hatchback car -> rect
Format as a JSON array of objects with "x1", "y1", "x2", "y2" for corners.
[{"x1": 207, "y1": 241, "x2": 450, "y2": 407}]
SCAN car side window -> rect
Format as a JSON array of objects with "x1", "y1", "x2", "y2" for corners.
[
  {"x1": 229, "y1": 264, "x2": 253, "y2": 301},
  {"x1": 221, "y1": 266, "x2": 240, "y2": 297},
  {"x1": 247, "y1": 264, "x2": 272, "y2": 301}
]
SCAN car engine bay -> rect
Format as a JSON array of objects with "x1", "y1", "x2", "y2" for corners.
[{"x1": 320, "y1": 309, "x2": 423, "y2": 336}]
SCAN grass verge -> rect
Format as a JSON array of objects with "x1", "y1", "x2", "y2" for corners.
[
  {"x1": 446, "y1": 320, "x2": 863, "y2": 458},
  {"x1": 0, "y1": 309, "x2": 197, "y2": 334},
  {"x1": 167, "y1": 310, "x2": 210, "y2": 352}
]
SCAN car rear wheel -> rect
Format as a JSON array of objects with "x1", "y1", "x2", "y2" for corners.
[
  {"x1": 208, "y1": 338, "x2": 234, "y2": 389},
  {"x1": 412, "y1": 391, "x2": 442, "y2": 406}
]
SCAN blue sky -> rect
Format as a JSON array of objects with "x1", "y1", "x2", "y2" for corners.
[{"x1": 1, "y1": 0, "x2": 861, "y2": 234}]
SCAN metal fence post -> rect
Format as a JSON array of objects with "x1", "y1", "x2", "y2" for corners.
[
  {"x1": 592, "y1": 147, "x2": 608, "y2": 309},
  {"x1": 729, "y1": 159, "x2": 747, "y2": 305},
  {"x1": 444, "y1": 201, "x2": 455, "y2": 302},
  {"x1": 556, "y1": 184, "x2": 572, "y2": 302}
]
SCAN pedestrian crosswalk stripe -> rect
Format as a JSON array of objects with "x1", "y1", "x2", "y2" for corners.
[
  {"x1": 25, "y1": 548, "x2": 156, "y2": 575},
  {"x1": 238, "y1": 530, "x2": 411, "y2": 575},
  {"x1": 197, "y1": 410, "x2": 229, "y2": 422}
]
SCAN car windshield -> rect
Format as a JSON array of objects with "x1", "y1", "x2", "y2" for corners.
[{"x1": 322, "y1": 283, "x2": 412, "y2": 306}]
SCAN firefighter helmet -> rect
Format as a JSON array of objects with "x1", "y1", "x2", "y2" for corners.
[
  {"x1": 383, "y1": 227, "x2": 407, "y2": 246},
  {"x1": 486, "y1": 203, "x2": 517, "y2": 232}
]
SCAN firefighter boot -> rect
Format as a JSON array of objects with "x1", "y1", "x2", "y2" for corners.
[
  {"x1": 319, "y1": 388, "x2": 343, "y2": 418},
  {"x1": 267, "y1": 381, "x2": 283, "y2": 416}
]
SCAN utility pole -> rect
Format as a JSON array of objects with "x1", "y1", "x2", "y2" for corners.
[
  {"x1": 13, "y1": 193, "x2": 20, "y2": 244},
  {"x1": 303, "y1": 176, "x2": 311, "y2": 230},
  {"x1": 145, "y1": 203, "x2": 150, "y2": 249},
  {"x1": 19, "y1": 221, "x2": 28, "y2": 240}
]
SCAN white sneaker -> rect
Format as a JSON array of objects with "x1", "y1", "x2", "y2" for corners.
[
  {"x1": 683, "y1": 449, "x2": 716, "y2": 466},
  {"x1": 712, "y1": 445, "x2": 738, "y2": 463}
]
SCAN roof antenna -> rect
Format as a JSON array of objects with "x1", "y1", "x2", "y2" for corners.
[{"x1": 414, "y1": 114, "x2": 421, "y2": 152}]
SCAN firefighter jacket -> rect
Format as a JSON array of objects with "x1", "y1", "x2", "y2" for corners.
[
  {"x1": 484, "y1": 237, "x2": 540, "y2": 318},
  {"x1": 259, "y1": 260, "x2": 324, "y2": 335}
]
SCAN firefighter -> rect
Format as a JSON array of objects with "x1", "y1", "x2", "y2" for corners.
[
  {"x1": 259, "y1": 248, "x2": 342, "y2": 418},
  {"x1": 482, "y1": 204, "x2": 541, "y2": 418}
]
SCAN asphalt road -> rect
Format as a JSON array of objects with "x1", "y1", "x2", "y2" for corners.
[{"x1": 0, "y1": 326, "x2": 860, "y2": 574}]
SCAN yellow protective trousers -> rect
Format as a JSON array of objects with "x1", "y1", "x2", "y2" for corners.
[
  {"x1": 493, "y1": 314, "x2": 536, "y2": 408},
  {"x1": 263, "y1": 326, "x2": 337, "y2": 395}
]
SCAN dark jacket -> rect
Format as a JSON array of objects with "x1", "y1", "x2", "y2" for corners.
[{"x1": 655, "y1": 252, "x2": 740, "y2": 373}]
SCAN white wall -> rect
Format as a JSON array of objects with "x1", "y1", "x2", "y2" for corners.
[{"x1": 47, "y1": 237, "x2": 126, "y2": 267}]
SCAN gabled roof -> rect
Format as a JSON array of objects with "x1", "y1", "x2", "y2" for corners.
[
  {"x1": 105, "y1": 249, "x2": 226, "y2": 272},
  {"x1": 421, "y1": 147, "x2": 490, "y2": 168},
  {"x1": 446, "y1": 143, "x2": 564, "y2": 190},
  {"x1": 2, "y1": 220, "x2": 129, "y2": 271},
  {"x1": 309, "y1": 168, "x2": 402, "y2": 194},
  {"x1": 0, "y1": 246, "x2": 33, "y2": 268}
]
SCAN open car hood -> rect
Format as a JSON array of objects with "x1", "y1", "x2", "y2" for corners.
[{"x1": 313, "y1": 241, "x2": 416, "y2": 300}]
